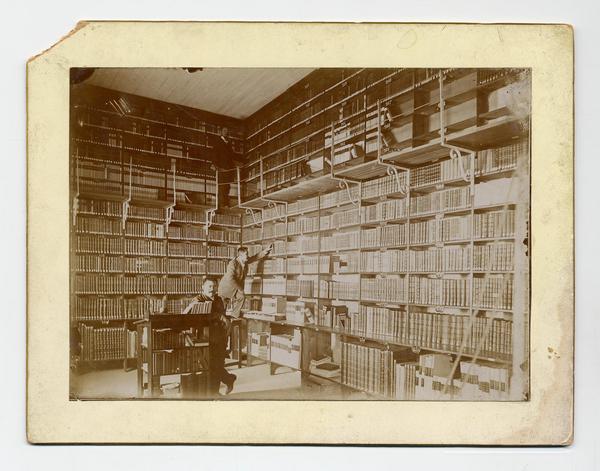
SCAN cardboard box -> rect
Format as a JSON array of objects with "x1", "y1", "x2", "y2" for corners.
[
  {"x1": 250, "y1": 332, "x2": 270, "y2": 360},
  {"x1": 270, "y1": 330, "x2": 301, "y2": 369}
]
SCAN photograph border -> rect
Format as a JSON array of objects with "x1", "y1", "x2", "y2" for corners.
[{"x1": 27, "y1": 21, "x2": 573, "y2": 444}]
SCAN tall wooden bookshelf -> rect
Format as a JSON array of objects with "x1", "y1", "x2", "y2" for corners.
[
  {"x1": 69, "y1": 84, "x2": 244, "y2": 370},
  {"x1": 237, "y1": 67, "x2": 530, "y2": 400}
]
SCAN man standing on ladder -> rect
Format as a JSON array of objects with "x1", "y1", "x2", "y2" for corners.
[
  {"x1": 218, "y1": 245, "x2": 273, "y2": 320},
  {"x1": 212, "y1": 126, "x2": 244, "y2": 210}
]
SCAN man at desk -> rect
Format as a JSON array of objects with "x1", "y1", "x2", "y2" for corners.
[
  {"x1": 183, "y1": 277, "x2": 236, "y2": 396},
  {"x1": 218, "y1": 245, "x2": 273, "y2": 319}
]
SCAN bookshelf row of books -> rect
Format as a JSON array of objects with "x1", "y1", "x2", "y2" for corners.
[
  {"x1": 148, "y1": 327, "x2": 209, "y2": 350},
  {"x1": 362, "y1": 246, "x2": 472, "y2": 273},
  {"x1": 263, "y1": 160, "x2": 308, "y2": 190},
  {"x1": 207, "y1": 245, "x2": 238, "y2": 259},
  {"x1": 79, "y1": 324, "x2": 134, "y2": 361},
  {"x1": 399, "y1": 354, "x2": 460, "y2": 400},
  {"x1": 74, "y1": 274, "x2": 123, "y2": 294},
  {"x1": 409, "y1": 211, "x2": 516, "y2": 244},
  {"x1": 207, "y1": 229, "x2": 241, "y2": 244},
  {"x1": 162, "y1": 297, "x2": 191, "y2": 314},
  {"x1": 361, "y1": 199, "x2": 406, "y2": 224},
  {"x1": 73, "y1": 297, "x2": 132, "y2": 322},
  {"x1": 333, "y1": 253, "x2": 361, "y2": 273},
  {"x1": 473, "y1": 210, "x2": 516, "y2": 239},
  {"x1": 75, "y1": 216, "x2": 122, "y2": 235},
  {"x1": 166, "y1": 225, "x2": 205, "y2": 240},
  {"x1": 74, "y1": 297, "x2": 140, "y2": 321},
  {"x1": 321, "y1": 231, "x2": 361, "y2": 252},
  {"x1": 76, "y1": 131, "x2": 228, "y2": 161},
  {"x1": 361, "y1": 224, "x2": 406, "y2": 248},
  {"x1": 409, "y1": 155, "x2": 469, "y2": 188},
  {"x1": 248, "y1": 134, "x2": 522, "y2": 201},
  {"x1": 74, "y1": 274, "x2": 206, "y2": 295},
  {"x1": 78, "y1": 158, "x2": 122, "y2": 182},
  {"x1": 245, "y1": 69, "x2": 368, "y2": 136},
  {"x1": 212, "y1": 213, "x2": 242, "y2": 226},
  {"x1": 78, "y1": 199, "x2": 123, "y2": 217},
  {"x1": 247, "y1": 273, "x2": 511, "y2": 312},
  {"x1": 397, "y1": 354, "x2": 511, "y2": 400},
  {"x1": 167, "y1": 242, "x2": 206, "y2": 257},
  {"x1": 122, "y1": 276, "x2": 166, "y2": 294},
  {"x1": 166, "y1": 258, "x2": 206, "y2": 274},
  {"x1": 408, "y1": 276, "x2": 471, "y2": 308},
  {"x1": 256, "y1": 212, "x2": 514, "y2": 254},
  {"x1": 257, "y1": 258, "x2": 287, "y2": 275},
  {"x1": 81, "y1": 104, "x2": 245, "y2": 139},
  {"x1": 150, "y1": 348, "x2": 209, "y2": 376},
  {"x1": 253, "y1": 250, "x2": 515, "y2": 288},
  {"x1": 287, "y1": 216, "x2": 319, "y2": 236},
  {"x1": 74, "y1": 255, "x2": 123, "y2": 273},
  {"x1": 326, "y1": 208, "x2": 362, "y2": 229},
  {"x1": 248, "y1": 201, "x2": 415, "y2": 242},
  {"x1": 171, "y1": 209, "x2": 206, "y2": 224},
  {"x1": 76, "y1": 239, "x2": 242, "y2": 261},
  {"x1": 410, "y1": 186, "x2": 471, "y2": 216},
  {"x1": 261, "y1": 279, "x2": 287, "y2": 296},
  {"x1": 340, "y1": 341, "x2": 396, "y2": 397},
  {"x1": 473, "y1": 242, "x2": 514, "y2": 271},
  {"x1": 245, "y1": 278, "x2": 263, "y2": 295},
  {"x1": 124, "y1": 239, "x2": 166, "y2": 256},
  {"x1": 77, "y1": 200, "x2": 215, "y2": 229},
  {"x1": 129, "y1": 206, "x2": 166, "y2": 221},
  {"x1": 73, "y1": 296, "x2": 215, "y2": 321},
  {"x1": 339, "y1": 344, "x2": 512, "y2": 400},
  {"x1": 125, "y1": 221, "x2": 166, "y2": 238},
  {"x1": 170, "y1": 190, "x2": 217, "y2": 207},
  {"x1": 320, "y1": 185, "x2": 361, "y2": 210},
  {"x1": 287, "y1": 196, "x2": 319, "y2": 216},
  {"x1": 361, "y1": 278, "x2": 406, "y2": 303},
  {"x1": 286, "y1": 279, "x2": 317, "y2": 298},
  {"x1": 473, "y1": 276, "x2": 514, "y2": 310},
  {"x1": 319, "y1": 280, "x2": 361, "y2": 300},
  {"x1": 241, "y1": 137, "x2": 524, "y2": 213},
  {"x1": 205, "y1": 259, "x2": 228, "y2": 274},
  {"x1": 347, "y1": 306, "x2": 512, "y2": 358},
  {"x1": 284, "y1": 256, "x2": 331, "y2": 275}
]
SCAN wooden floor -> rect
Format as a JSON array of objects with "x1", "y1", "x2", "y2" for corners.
[{"x1": 70, "y1": 363, "x2": 368, "y2": 400}]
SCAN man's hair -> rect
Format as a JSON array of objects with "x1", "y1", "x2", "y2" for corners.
[
  {"x1": 237, "y1": 246, "x2": 249, "y2": 255},
  {"x1": 202, "y1": 276, "x2": 216, "y2": 286}
]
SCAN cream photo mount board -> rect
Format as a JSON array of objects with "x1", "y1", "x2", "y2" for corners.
[{"x1": 27, "y1": 22, "x2": 573, "y2": 445}]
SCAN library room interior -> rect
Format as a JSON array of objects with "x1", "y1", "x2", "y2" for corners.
[{"x1": 69, "y1": 67, "x2": 530, "y2": 401}]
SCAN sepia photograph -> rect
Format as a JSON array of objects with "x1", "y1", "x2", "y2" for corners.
[
  {"x1": 26, "y1": 21, "x2": 573, "y2": 445},
  {"x1": 69, "y1": 66, "x2": 531, "y2": 402}
]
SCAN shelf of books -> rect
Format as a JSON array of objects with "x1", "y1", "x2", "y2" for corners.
[
  {"x1": 70, "y1": 85, "x2": 244, "y2": 370},
  {"x1": 238, "y1": 68, "x2": 530, "y2": 400},
  {"x1": 136, "y1": 313, "x2": 211, "y2": 398},
  {"x1": 238, "y1": 68, "x2": 529, "y2": 207}
]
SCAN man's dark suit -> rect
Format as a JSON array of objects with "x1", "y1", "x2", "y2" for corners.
[
  {"x1": 212, "y1": 135, "x2": 242, "y2": 209},
  {"x1": 212, "y1": 135, "x2": 239, "y2": 170},
  {"x1": 193, "y1": 293, "x2": 235, "y2": 395}
]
